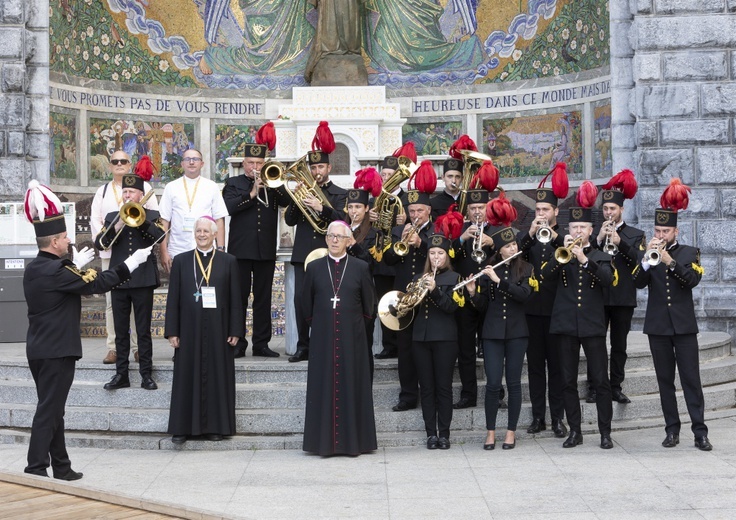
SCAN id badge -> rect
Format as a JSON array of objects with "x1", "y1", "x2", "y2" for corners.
[
  {"x1": 201, "y1": 287, "x2": 217, "y2": 308},
  {"x1": 183, "y1": 215, "x2": 195, "y2": 232}
]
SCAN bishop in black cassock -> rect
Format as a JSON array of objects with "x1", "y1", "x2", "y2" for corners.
[{"x1": 301, "y1": 223, "x2": 377, "y2": 456}]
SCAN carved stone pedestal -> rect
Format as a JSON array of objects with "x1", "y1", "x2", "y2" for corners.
[{"x1": 308, "y1": 55, "x2": 368, "y2": 86}]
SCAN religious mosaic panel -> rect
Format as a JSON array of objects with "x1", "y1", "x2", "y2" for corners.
[
  {"x1": 49, "y1": 0, "x2": 609, "y2": 90},
  {"x1": 593, "y1": 102, "x2": 612, "y2": 178},
  {"x1": 214, "y1": 124, "x2": 261, "y2": 183},
  {"x1": 402, "y1": 121, "x2": 464, "y2": 157},
  {"x1": 89, "y1": 117, "x2": 195, "y2": 185},
  {"x1": 50, "y1": 111, "x2": 78, "y2": 184},
  {"x1": 481, "y1": 110, "x2": 583, "y2": 181}
]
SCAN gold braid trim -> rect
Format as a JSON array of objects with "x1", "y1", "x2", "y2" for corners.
[
  {"x1": 529, "y1": 276, "x2": 539, "y2": 292},
  {"x1": 369, "y1": 244, "x2": 382, "y2": 262},
  {"x1": 453, "y1": 290, "x2": 465, "y2": 307},
  {"x1": 65, "y1": 266, "x2": 98, "y2": 282},
  {"x1": 691, "y1": 263, "x2": 704, "y2": 275},
  {"x1": 612, "y1": 267, "x2": 619, "y2": 287}
]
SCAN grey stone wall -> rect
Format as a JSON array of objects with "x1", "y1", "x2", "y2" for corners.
[
  {"x1": 613, "y1": 0, "x2": 736, "y2": 333},
  {"x1": 0, "y1": 0, "x2": 48, "y2": 200}
]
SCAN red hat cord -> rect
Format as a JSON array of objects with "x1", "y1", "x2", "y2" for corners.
[
  {"x1": 134, "y1": 155, "x2": 155, "y2": 181},
  {"x1": 469, "y1": 160, "x2": 499, "y2": 192},
  {"x1": 538, "y1": 162, "x2": 570, "y2": 199},
  {"x1": 353, "y1": 167, "x2": 383, "y2": 198},
  {"x1": 311, "y1": 121, "x2": 335, "y2": 154},
  {"x1": 485, "y1": 190, "x2": 517, "y2": 227},
  {"x1": 24, "y1": 180, "x2": 63, "y2": 224},
  {"x1": 434, "y1": 203, "x2": 464, "y2": 240},
  {"x1": 660, "y1": 178, "x2": 691, "y2": 212},
  {"x1": 256, "y1": 121, "x2": 276, "y2": 151},
  {"x1": 449, "y1": 134, "x2": 477, "y2": 160},
  {"x1": 602, "y1": 169, "x2": 638, "y2": 199},
  {"x1": 393, "y1": 141, "x2": 418, "y2": 163},
  {"x1": 408, "y1": 160, "x2": 437, "y2": 193}
]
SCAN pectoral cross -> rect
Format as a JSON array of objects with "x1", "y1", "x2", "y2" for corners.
[
  {"x1": 194, "y1": 291, "x2": 202, "y2": 302},
  {"x1": 331, "y1": 295, "x2": 340, "y2": 309}
]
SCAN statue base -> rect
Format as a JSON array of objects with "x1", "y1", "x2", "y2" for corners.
[{"x1": 308, "y1": 55, "x2": 368, "y2": 86}]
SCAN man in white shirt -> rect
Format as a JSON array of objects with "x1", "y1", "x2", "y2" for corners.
[
  {"x1": 90, "y1": 150, "x2": 158, "y2": 364},
  {"x1": 159, "y1": 149, "x2": 228, "y2": 272}
]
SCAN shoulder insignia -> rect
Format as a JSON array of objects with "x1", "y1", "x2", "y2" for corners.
[
  {"x1": 529, "y1": 275, "x2": 539, "y2": 292},
  {"x1": 612, "y1": 266, "x2": 619, "y2": 287},
  {"x1": 453, "y1": 290, "x2": 465, "y2": 307},
  {"x1": 691, "y1": 263, "x2": 704, "y2": 275},
  {"x1": 65, "y1": 265, "x2": 98, "y2": 282}
]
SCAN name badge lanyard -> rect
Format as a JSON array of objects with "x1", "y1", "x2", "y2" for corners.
[{"x1": 193, "y1": 249, "x2": 215, "y2": 302}]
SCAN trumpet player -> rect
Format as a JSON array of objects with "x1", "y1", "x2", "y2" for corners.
[
  {"x1": 542, "y1": 192, "x2": 615, "y2": 450},
  {"x1": 95, "y1": 169, "x2": 165, "y2": 391},
  {"x1": 589, "y1": 171, "x2": 645, "y2": 405},
  {"x1": 632, "y1": 180, "x2": 711, "y2": 451},
  {"x1": 222, "y1": 125, "x2": 289, "y2": 358},
  {"x1": 430, "y1": 157, "x2": 463, "y2": 220}
]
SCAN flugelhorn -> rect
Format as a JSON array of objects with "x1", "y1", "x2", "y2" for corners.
[
  {"x1": 393, "y1": 218, "x2": 421, "y2": 256},
  {"x1": 554, "y1": 236, "x2": 584, "y2": 264},
  {"x1": 470, "y1": 214, "x2": 487, "y2": 264},
  {"x1": 602, "y1": 216, "x2": 619, "y2": 255},
  {"x1": 99, "y1": 189, "x2": 155, "y2": 249}
]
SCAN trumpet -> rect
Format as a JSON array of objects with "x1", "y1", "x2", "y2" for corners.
[
  {"x1": 470, "y1": 214, "x2": 487, "y2": 264},
  {"x1": 99, "y1": 189, "x2": 156, "y2": 249},
  {"x1": 643, "y1": 241, "x2": 665, "y2": 266},
  {"x1": 535, "y1": 218, "x2": 552, "y2": 244},
  {"x1": 393, "y1": 218, "x2": 421, "y2": 256},
  {"x1": 453, "y1": 250, "x2": 524, "y2": 291},
  {"x1": 554, "y1": 236, "x2": 584, "y2": 264},
  {"x1": 602, "y1": 216, "x2": 619, "y2": 255},
  {"x1": 378, "y1": 260, "x2": 437, "y2": 331}
]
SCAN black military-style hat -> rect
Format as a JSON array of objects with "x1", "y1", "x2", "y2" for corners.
[
  {"x1": 24, "y1": 180, "x2": 67, "y2": 238},
  {"x1": 346, "y1": 189, "x2": 370, "y2": 206},
  {"x1": 443, "y1": 158, "x2": 463, "y2": 173},
  {"x1": 382, "y1": 156, "x2": 399, "y2": 170},
  {"x1": 308, "y1": 150, "x2": 329, "y2": 165},
  {"x1": 568, "y1": 206, "x2": 593, "y2": 224},
  {"x1": 243, "y1": 144, "x2": 268, "y2": 159},
  {"x1": 601, "y1": 189, "x2": 625, "y2": 207},
  {"x1": 655, "y1": 208, "x2": 677, "y2": 227},
  {"x1": 536, "y1": 188, "x2": 559, "y2": 207},
  {"x1": 122, "y1": 173, "x2": 144, "y2": 192},
  {"x1": 466, "y1": 189, "x2": 490, "y2": 206},
  {"x1": 428, "y1": 234, "x2": 452, "y2": 252},
  {"x1": 491, "y1": 226, "x2": 517, "y2": 250},
  {"x1": 406, "y1": 190, "x2": 431, "y2": 206}
]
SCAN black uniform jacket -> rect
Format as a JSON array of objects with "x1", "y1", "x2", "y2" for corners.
[
  {"x1": 347, "y1": 220, "x2": 378, "y2": 274},
  {"x1": 430, "y1": 190, "x2": 460, "y2": 221},
  {"x1": 632, "y1": 243, "x2": 701, "y2": 336},
  {"x1": 412, "y1": 269, "x2": 462, "y2": 342},
  {"x1": 285, "y1": 180, "x2": 347, "y2": 264},
  {"x1": 518, "y1": 226, "x2": 565, "y2": 316},
  {"x1": 223, "y1": 176, "x2": 290, "y2": 261},
  {"x1": 372, "y1": 188, "x2": 409, "y2": 277},
  {"x1": 24, "y1": 251, "x2": 131, "y2": 361},
  {"x1": 542, "y1": 246, "x2": 614, "y2": 338},
  {"x1": 96, "y1": 210, "x2": 164, "y2": 289},
  {"x1": 383, "y1": 221, "x2": 432, "y2": 291},
  {"x1": 451, "y1": 222, "x2": 501, "y2": 278},
  {"x1": 471, "y1": 260, "x2": 534, "y2": 340},
  {"x1": 596, "y1": 222, "x2": 645, "y2": 307}
]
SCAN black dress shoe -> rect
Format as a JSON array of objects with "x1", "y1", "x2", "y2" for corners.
[
  {"x1": 141, "y1": 376, "x2": 158, "y2": 390},
  {"x1": 427, "y1": 436, "x2": 439, "y2": 449},
  {"x1": 374, "y1": 348, "x2": 398, "y2": 359},
  {"x1": 498, "y1": 399, "x2": 508, "y2": 409},
  {"x1": 585, "y1": 389, "x2": 597, "y2": 403},
  {"x1": 563, "y1": 431, "x2": 583, "y2": 448},
  {"x1": 662, "y1": 432, "x2": 680, "y2": 448},
  {"x1": 206, "y1": 434, "x2": 223, "y2": 441},
  {"x1": 526, "y1": 418, "x2": 546, "y2": 434},
  {"x1": 453, "y1": 397, "x2": 477, "y2": 409},
  {"x1": 392, "y1": 401, "x2": 417, "y2": 412},
  {"x1": 502, "y1": 434, "x2": 516, "y2": 450},
  {"x1": 483, "y1": 436, "x2": 495, "y2": 450},
  {"x1": 552, "y1": 418, "x2": 568, "y2": 438},
  {"x1": 600, "y1": 434, "x2": 614, "y2": 449},
  {"x1": 612, "y1": 389, "x2": 631, "y2": 404},
  {"x1": 104, "y1": 373, "x2": 130, "y2": 390},
  {"x1": 437, "y1": 437, "x2": 451, "y2": 450},
  {"x1": 54, "y1": 469, "x2": 83, "y2": 481},
  {"x1": 288, "y1": 349, "x2": 309, "y2": 362},
  {"x1": 233, "y1": 345, "x2": 247, "y2": 358},
  {"x1": 171, "y1": 435, "x2": 187, "y2": 444},
  {"x1": 253, "y1": 346, "x2": 280, "y2": 357},
  {"x1": 694, "y1": 436, "x2": 713, "y2": 451}
]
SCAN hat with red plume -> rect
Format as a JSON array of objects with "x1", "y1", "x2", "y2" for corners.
[
  {"x1": 569, "y1": 181, "x2": 598, "y2": 223},
  {"x1": 466, "y1": 159, "x2": 500, "y2": 206},
  {"x1": 444, "y1": 135, "x2": 476, "y2": 174},
  {"x1": 536, "y1": 162, "x2": 569, "y2": 207},
  {"x1": 24, "y1": 180, "x2": 66, "y2": 237},
  {"x1": 602, "y1": 169, "x2": 638, "y2": 207},
  {"x1": 434, "y1": 203, "x2": 464, "y2": 241},
  {"x1": 309, "y1": 121, "x2": 335, "y2": 165},
  {"x1": 407, "y1": 160, "x2": 437, "y2": 206},
  {"x1": 656, "y1": 178, "x2": 691, "y2": 227},
  {"x1": 245, "y1": 122, "x2": 276, "y2": 159},
  {"x1": 349, "y1": 167, "x2": 382, "y2": 205},
  {"x1": 486, "y1": 191, "x2": 519, "y2": 249},
  {"x1": 123, "y1": 155, "x2": 154, "y2": 192},
  {"x1": 383, "y1": 141, "x2": 418, "y2": 171}
]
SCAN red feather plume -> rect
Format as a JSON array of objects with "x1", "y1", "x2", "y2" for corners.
[
  {"x1": 485, "y1": 190, "x2": 517, "y2": 227},
  {"x1": 408, "y1": 160, "x2": 437, "y2": 193},
  {"x1": 449, "y1": 134, "x2": 477, "y2": 160},
  {"x1": 311, "y1": 121, "x2": 335, "y2": 154},
  {"x1": 434, "y1": 203, "x2": 464, "y2": 240},
  {"x1": 256, "y1": 122, "x2": 276, "y2": 151},
  {"x1": 576, "y1": 181, "x2": 598, "y2": 209},
  {"x1": 353, "y1": 167, "x2": 383, "y2": 198},
  {"x1": 538, "y1": 162, "x2": 569, "y2": 199},
  {"x1": 659, "y1": 178, "x2": 691, "y2": 212},
  {"x1": 602, "y1": 169, "x2": 638, "y2": 199},
  {"x1": 393, "y1": 142, "x2": 417, "y2": 163},
  {"x1": 134, "y1": 155, "x2": 155, "y2": 182},
  {"x1": 470, "y1": 160, "x2": 499, "y2": 192}
]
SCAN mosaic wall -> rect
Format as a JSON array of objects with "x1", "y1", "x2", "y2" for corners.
[
  {"x1": 213, "y1": 124, "x2": 261, "y2": 183},
  {"x1": 402, "y1": 121, "x2": 464, "y2": 157},
  {"x1": 593, "y1": 102, "x2": 612, "y2": 178},
  {"x1": 49, "y1": 0, "x2": 608, "y2": 90},
  {"x1": 50, "y1": 111, "x2": 78, "y2": 184}
]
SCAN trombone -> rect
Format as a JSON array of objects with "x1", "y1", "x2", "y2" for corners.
[
  {"x1": 602, "y1": 216, "x2": 619, "y2": 255},
  {"x1": 393, "y1": 218, "x2": 421, "y2": 256},
  {"x1": 554, "y1": 236, "x2": 584, "y2": 264},
  {"x1": 99, "y1": 189, "x2": 156, "y2": 250},
  {"x1": 470, "y1": 214, "x2": 487, "y2": 264}
]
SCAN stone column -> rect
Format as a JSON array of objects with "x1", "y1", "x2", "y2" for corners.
[{"x1": 0, "y1": 0, "x2": 49, "y2": 199}]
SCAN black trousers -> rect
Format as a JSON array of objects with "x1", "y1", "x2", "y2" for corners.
[
  {"x1": 455, "y1": 304, "x2": 480, "y2": 401},
  {"x1": 396, "y1": 326, "x2": 419, "y2": 405},
  {"x1": 112, "y1": 286, "x2": 154, "y2": 376},
  {"x1": 373, "y1": 274, "x2": 398, "y2": 353},
  {"x1": 587, "y1": 305, "x2": 634, "y2": 392},
  {"x1": 525, "y1": 314, "x2": 565, "y2": 423},
  {"x1": 293, "y1": 262, "x2": 310, "y2": 353},
  {"x1": 559, "y1": 334, "x2": 612, "y2": 435},
  {"x1": 413, "y1": 340, "x2": 458, "y2": 438},
  {"x1": 237, "y1": 258, "x2": 276, "y2": 350},
  {"x1": 483, "y1": 338, "x2": 527, "y2": 431},
  {"x1": 648, "y1": 334, "x2": 707, "y2": 437},
  {"x1": 26, "y1": 357, "x2": 76, "y2": 476}
]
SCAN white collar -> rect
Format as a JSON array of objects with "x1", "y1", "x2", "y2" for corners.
[
  {"x1": 197, "y1": 246, "x2": 215, "y2": 254},
  {"x1": 329, "y1": 253, "x2": 348, "y2": 263}
]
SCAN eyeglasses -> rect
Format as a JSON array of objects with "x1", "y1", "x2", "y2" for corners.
[
  {"x1": 182, "y1": 157, "x2": 203, "y2": 163},
  {"x1": 110, "y1": 159, "x2": 130, "y2": 165},
  {"x1": 326, "y1": 234, "x2": 350, "y2": 241}
]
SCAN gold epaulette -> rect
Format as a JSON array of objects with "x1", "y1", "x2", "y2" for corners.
[{"x1": 65, "y1": 265, "x2": 98, "y2": 282}]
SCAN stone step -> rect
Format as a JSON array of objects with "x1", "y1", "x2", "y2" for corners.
[{"x1": 2, "y1": 381, "x2": 735, "y2": 437}]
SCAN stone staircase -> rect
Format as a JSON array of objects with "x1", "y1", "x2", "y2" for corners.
[{"x1": 0, "y1": 331, "x2": 734, "y2": 450}]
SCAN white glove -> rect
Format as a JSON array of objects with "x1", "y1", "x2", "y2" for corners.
[
  {"x1": 72, "y1": 246, "x2": 95, "y2": 270},
  {"x1": 123, "y1": 246, "x2": 152, "y2": 273}
]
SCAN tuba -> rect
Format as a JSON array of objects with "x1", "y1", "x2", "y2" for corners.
[
  {"x1": 457, "y1": 149, "x2": 493, "y2": 215},
  {"x1": 378, "y1": 261, "x2": 437, "y2": 331},
  {"x1": 261, "y1": 154, "x2": 334, "y2": 234},
  {"x1": 372, "y1": 156, "x2": 417, "y2": 252}
]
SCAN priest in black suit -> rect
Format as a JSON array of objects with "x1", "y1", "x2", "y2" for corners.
[{"x1": 301, "y1": 220, "x2": 377, "y2": 456}]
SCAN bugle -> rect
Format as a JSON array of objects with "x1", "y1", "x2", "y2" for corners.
[
  {"x1": 554, "y1": 236, "x2": 584, "y2": 264},
  {"x1": 453, "y1": 250, "x2": 524, "y2": 291}
]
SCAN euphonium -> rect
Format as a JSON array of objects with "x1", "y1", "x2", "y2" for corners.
[
  {"x1": 261, "y1": 154, "x2": 334, "y2": 234},
  {"x1": 373, "y1": 156, "x2": 417, "y2": 250},
  {"x1": 554, "y1": 236, "x2": 584, "y2": 264},
  {"x1": 457, "y1": 149, "x2": 493, "y2": 215},
  {"x1": 393, "y1": 218, "x2": 421, "y2": 256},
  {"x1": 602, "y1": 216, "x2": 619, "y2": 255},
  {"x1": 99, "y1": 189, "x2": 155, "y2": 249},
  {"x1": 378, "y1": 260, "x2": 437, "y2": 331}
]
